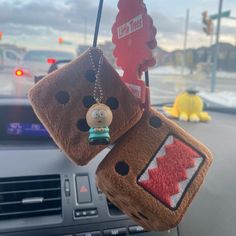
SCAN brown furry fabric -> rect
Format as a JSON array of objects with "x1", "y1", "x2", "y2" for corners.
[
  {"x1": 28, "y1": 48, "x2": 143, "y2": 165},
  {"x1": 96, "y1": 108, "x2": 213, "y2": 231}
]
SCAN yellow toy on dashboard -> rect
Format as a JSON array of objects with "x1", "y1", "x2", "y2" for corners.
[{"x1": 163, "y1": 90, "x2": 211, "y2": 122}]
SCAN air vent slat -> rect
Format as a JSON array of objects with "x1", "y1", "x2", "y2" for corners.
[
  {"x1": 0, "y1": 180, "x2": 60, "y2": 192},
  {"x1": 0, "y1": 197, "x2": 61, "y2": 206},
  {"x1": 0, "y1": 207, "x2": 61, "y2": 220},
  {"x1": 0, "y1": 178, "x2": 60, "y2": 185},
  {"x1": 0, "y1": 189, "x2": 60, "y2": 203},
  {"x1": 107, "y1": 198, "x2": 124, "y2": 216},
  {"x1": 0, "y1": 175, "x2": 61, "y2": 221},
  {"x1": 0, "y1": 207, "x2": 62, "y2": 216},
  {"x1": 0, "y1": 187, "x2": 61, "y2": 195},
  {"x1": 0, "y1": 175, "x2": 59, "y2": 183}
]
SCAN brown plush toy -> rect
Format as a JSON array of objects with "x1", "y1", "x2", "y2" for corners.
[
  {"x1": 96, "y1": 108, "x2": 213, "y2": 231},
  {"x1": 28, "y1": 48, "x2": 143, "y2": 165}
]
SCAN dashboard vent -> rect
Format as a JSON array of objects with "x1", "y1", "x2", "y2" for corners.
[
  {"x1": 107, "y1": 198, "x2": 124, "y2": 216},
  {"x1": 0, "y1": 175, "x2": 61, "y2": 220}
]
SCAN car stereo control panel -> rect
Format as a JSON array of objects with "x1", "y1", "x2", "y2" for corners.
[{"x1": 0, "y1": 100, "x2": 178, "y2": 236}]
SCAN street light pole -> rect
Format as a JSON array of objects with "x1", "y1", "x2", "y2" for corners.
[
  {"x1": 84, "y1": 17, "x2": 88, "y2": 45},
  {"x1": 211, "y1": 0, "x2": 223, "y2": 92},
  {"x1": 181, "y1": 9, "x2": 190, "y2": 75}
]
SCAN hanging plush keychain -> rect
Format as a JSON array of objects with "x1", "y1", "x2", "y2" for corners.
[
  {"x1": 86, "y1": 48, "x2": 113, "y2": 145},
  {"x1": 96, "y1": 0, "x2": 213, "y2": 232},
  {"x1": 28, "y1": 0, "x2": 144, "y2": 166}
]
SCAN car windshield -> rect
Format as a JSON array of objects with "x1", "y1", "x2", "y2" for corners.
[{"x1": 0, "y1": 0, "x2": 236, "y2": 108}]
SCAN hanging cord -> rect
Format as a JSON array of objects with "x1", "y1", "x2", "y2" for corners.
[
  {"x1": 89, "y1": 0, "x2": 104, "y2": 103},
  {"x1": 144, "y1": 71, "x2": 151, "y2": 110},
  {"x1": 145, "y1": 71, "x2": 150, "y2": 87},
  {"x1": 93, "y1": 0, "x2": 104, "y2": 47}
]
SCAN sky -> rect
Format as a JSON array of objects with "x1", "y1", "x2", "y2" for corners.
[{"x1": 0, "y1": 0, "x2": 236, "y2": 52}]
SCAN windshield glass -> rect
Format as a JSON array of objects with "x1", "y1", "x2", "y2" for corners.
[
  {"x1": 23, "y1": 50, "x2": 74, "y2": 62},
  {"x1": 0, "y1": 0, "x2": 236, "y2": 108}
]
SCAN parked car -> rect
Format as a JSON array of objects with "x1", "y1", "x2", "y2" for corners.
[
  {"x1": 13, "y1": 50, "x2": 75, "y2": 96},
  {"x1": 0, "y1": 48, "x2": 21, "y2": 71}
]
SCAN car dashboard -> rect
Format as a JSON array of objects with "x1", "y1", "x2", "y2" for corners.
[{"x1": 0, "y1": 98, "x2": 235, "y2": 236}]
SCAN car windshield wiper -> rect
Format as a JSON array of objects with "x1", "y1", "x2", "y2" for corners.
[
  {"x1": 204, "y1": 104, "x2": 236, "y2": 114},
  {"x1": 152, "y1": 102, "x2": 236, "y2": 115},
  {"x1": 152, "y1": 102, "x2": 174, "y2": 107}
]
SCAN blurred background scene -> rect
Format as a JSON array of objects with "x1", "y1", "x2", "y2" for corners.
[{"x1": 0, "y1": 0, "x2": 236, "y2": 107}]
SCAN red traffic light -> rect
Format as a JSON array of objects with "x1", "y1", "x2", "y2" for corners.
[
  {"x1": 58, "y1": 37, "x2": 63, "y2": 44},
  {"x1": 0, "y1": 32, "x2": 3, "y2": 40}
]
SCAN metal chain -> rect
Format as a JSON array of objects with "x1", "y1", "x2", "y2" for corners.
[{"x1": 89, "y1": 47, "x2": 104, "y2": 103}]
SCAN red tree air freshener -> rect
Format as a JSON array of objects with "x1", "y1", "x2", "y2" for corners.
[{"x1": 112, "y1": 0, "x2": 157, "y2": 103}]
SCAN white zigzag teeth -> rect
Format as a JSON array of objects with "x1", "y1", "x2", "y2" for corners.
[
  {"x1": 138, "y1": 136, "x2": 174, "y2": 182},
  {"x1": 139, "y1": 156, "x2": 159, "y2": 182},
  {"x1": 155, "y1": 135, "x2": 174, "y2": 159},
  {"x1": 138, "y1": 171, "x2": 149, "y2": 182},
  {"x1": 170, "y1": 179, "x2": 189, "y2": 207},
  {"x1": 138, "y1": 158, "x2": 157, "y2": 182},
  {"x1": 148, "y1": 157, "x2": 158, "y2": 169},
  {"x1": 186, "y1": 157, "x2": 203, "y2": 178},
  {"x1": 156, "y1": 146, "x2": 165, "y2": 158},
  {"x1": 165, "y1": 135, "x2": 174, "y2": 145},
  {"x1": 170, "y1": 156, "x2": 203, "y2": 208}
]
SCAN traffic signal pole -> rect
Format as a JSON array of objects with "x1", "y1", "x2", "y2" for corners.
[
  {"x1": 211, "y1": 0, "x2": 223, "y2": 92},
  {"x1": 181, "y1": 9, "x2": 190, "y2": 75}
]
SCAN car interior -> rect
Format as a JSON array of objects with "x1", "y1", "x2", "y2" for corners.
[{"x1": 0, "y1": 1, "x2": 236, "y2": 236}]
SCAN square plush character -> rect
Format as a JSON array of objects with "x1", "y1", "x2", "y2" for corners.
[
  {"x1": 96, "y1": 108, "x2": 213, "y2": 231},
  {"x1": 28, "y1": 48, "x2": 143, "y2": 165}
]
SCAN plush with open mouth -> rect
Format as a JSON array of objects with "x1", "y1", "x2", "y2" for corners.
[
  {"x1": 96, "y1": 108, "x2": 213, "y2": 231},
  {"x1": 28, "y1": 48, "x2": 143, "y2": 165}
]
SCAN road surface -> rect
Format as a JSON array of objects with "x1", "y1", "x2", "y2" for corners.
[{"x1": 0, "y1": 69, "x2": 15, "y2": 96}]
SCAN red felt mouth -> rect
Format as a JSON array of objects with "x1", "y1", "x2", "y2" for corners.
[{"x1": 137, "y1": 135, "x2": 203, "y2": 209}]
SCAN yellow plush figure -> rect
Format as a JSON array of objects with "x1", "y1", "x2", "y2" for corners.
[{"x1": 163, "y1": 90, "x2": 211, "y2": 122}]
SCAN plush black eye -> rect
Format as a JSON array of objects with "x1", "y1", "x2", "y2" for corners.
[
  {"x1": 77, "y1": 119, "x2": 90, "y2": 132},
  {"x1": 83, "y1": 96, "x2": 96, "y2": 108},
  {"x1": 55, "y1": 91, "x2": 70, "y2": 105},
  {"x1": 149, "y1": 116, "x2": 162, "y2": 128},
  {"x1": 115, "y1": 161, "x2": 129, "y2": 176},
  {"x1": 85, "y1": 70, "x2": 96, "y2": 83},
  {"x1": 106, "y1": 97, "x2": 119, "y2": 110}
]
